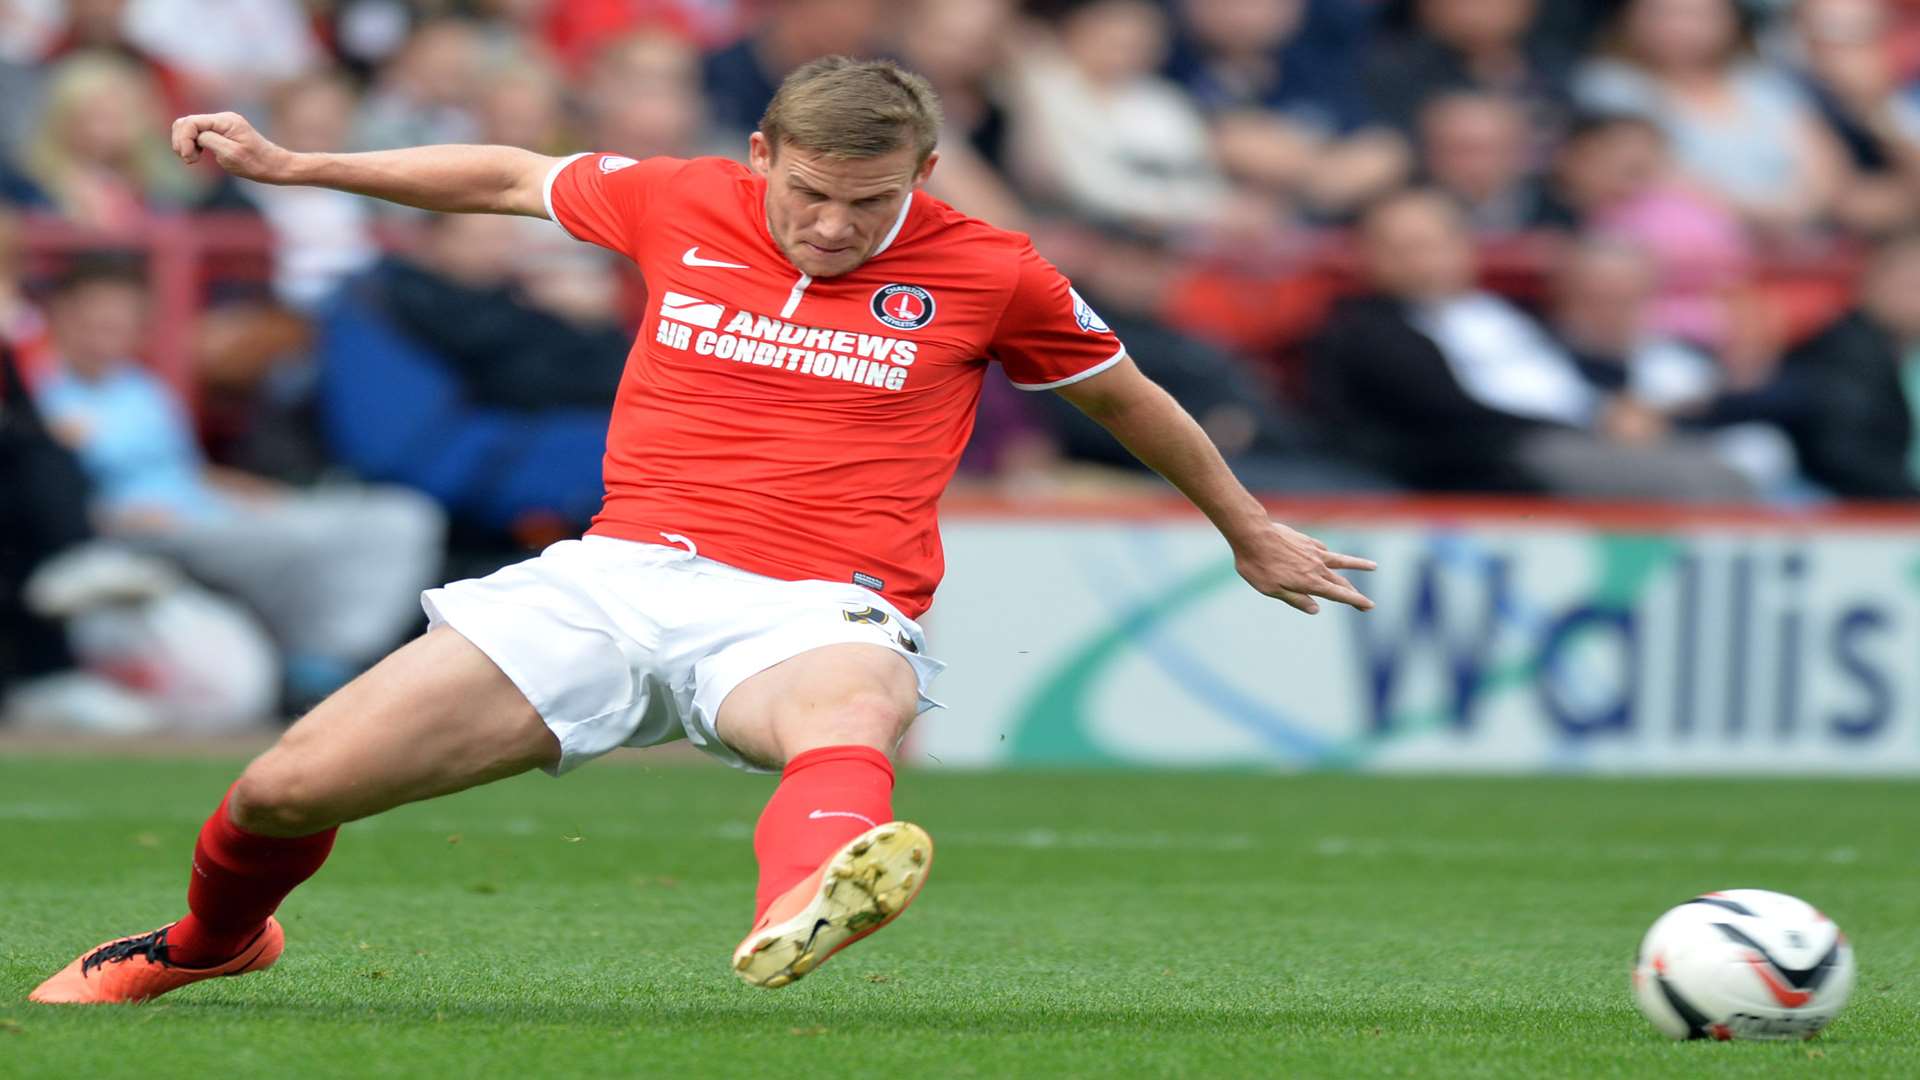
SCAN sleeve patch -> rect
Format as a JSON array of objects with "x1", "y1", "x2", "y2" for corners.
[{"x1": 1070, "y1": 287, "x2": 1110, "y2": 334}]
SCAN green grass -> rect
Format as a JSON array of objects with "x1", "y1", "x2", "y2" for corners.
[{"x1": 1, "y1": 757, "x2": 1915, "y2": 1078}]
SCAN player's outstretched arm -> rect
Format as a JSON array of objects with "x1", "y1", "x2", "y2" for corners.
[
  {"x1": 170, "y1": 111, "x2": 561, "y2": 217},
  {"x1": 1054, "y1": 356, "x2": 1376, "y2": 614}
]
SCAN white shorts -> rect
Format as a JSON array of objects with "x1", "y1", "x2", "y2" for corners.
[{"x1": 421, "y1": 536, "x2": 945, "y2": 774}]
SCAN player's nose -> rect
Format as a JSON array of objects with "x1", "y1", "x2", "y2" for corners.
[{"x1": 814, "y1": 207, "x2": 857, "y2": 243}]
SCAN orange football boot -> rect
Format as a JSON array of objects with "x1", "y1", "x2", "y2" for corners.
[
  {"x1": 28, "y1": 919, "x2": 283, "y2": 1004},
  {"x1": 733, "y1": 821, "x2": 932, "y2": 989}
]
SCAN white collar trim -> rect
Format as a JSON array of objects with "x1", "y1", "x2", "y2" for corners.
[{"x1": 872, "y1": 192, "x2": 914, "y2": 256}]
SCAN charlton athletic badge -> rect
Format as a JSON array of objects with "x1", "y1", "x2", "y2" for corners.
[{"x1": 871, "y1": 284, "x2": 936, "y2": 330}]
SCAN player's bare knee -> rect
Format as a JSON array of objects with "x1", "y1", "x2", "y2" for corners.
[
  {"x1": 775, "y1": 690, "x2": 914, "y2": 760},
  {"x1": 230, "y1": 755, "x2": 333, "y2": 837}
]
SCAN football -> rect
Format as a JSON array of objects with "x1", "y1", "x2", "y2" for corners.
[{"x1": 1632, "y1": 889, "x2": 1855, "y2": 1041}]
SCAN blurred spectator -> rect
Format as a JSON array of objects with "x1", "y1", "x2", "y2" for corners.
[
  {"x1": 539, "y1": 0, "x2": 744, "y2": 68},
  {"x1": 478, "y1": 57, "x2": 572, "y2": 155},
  {"x1": 1548, "y1": 112, "x2": 1751, "y2": 350},
  {"x1": 1550, "y1": 236, "x2": 1797, "y2": 491},
  {"x1": 0, "y1": 49, "x2": 37, "y2": 162},
  {"x1": 1789, "y1": 0, "x2": 1920, "y2": 236},
  {"x1": 123, "y1": 0, "x2": 321, "y2": 112},
  {"x1": 1365, "y1": 0, "x2": 1571, "y2": 141},
  {"x1": 376, "y1": 214, "x2": 629, "y2": 411},
  {"x1": 1552, "y1": 238, "x2": 1720, "y2": 411},
  {"x1": 0, "y1": 209, "x2": 49, "y2": 373},
  {"x1": 323, "y1": 0, "x2": 420, "y2": 80},
  {"x1": 317, "y1": 213, "x2": 622, "y2": 536},
  {"x1": 702, "y1": 0, "x2": 885, "y2": 140},
  {"x1": 41, "y1": 0, "x2": 189, "y2": 117},
  {"x1": 33, "y1": 256, "x2": 444, "y2": 701},
  {"x1": 1419, "y1": 91, "x2": 1550, "y2": 233},
  {"x1": 1574, "y1": 0, "x2": 1845, "y2": 232},
  {"x1": 0, "y1": 337, "x2": 87, "y2": 690},
  {"x1": 1731, "y1": 234, "x2": 1920, "y2": 498},
  {"x1": 1009, "y1": 0, "x2": 1229, "y2": 232},
  {"x1": 1307, "y1": 189, "x2": 1749, "y2": 499},
  {"x1": 582, "y1": 30, "x2": 718, "y2": 159},
  {"x1": 6, "y1": 324, "x2": 278, "y2": 732},
  {"x1": 890, "y1": 0, "x2": 1030, "y2": 228},
  {"x1": 1167, "y1": 0, "x2": 1408, "y2": 217},
  {"x1": 1040, "y1": 225, "x2": 1396, "y2": 492},
  {"x1": 356, "y1": 18, "x2": 486, "y2": 153},
  {"x1": 15, "y1": 52, "x2": 201, "y2": 227},
  {"x1": 0, "y1": 0, "x2": 60, "y2": 60},
  {"x1": 251, "y1": 71, "x2": 381, "y2": 312}
]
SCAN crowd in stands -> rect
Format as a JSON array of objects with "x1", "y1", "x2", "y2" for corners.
[{"x1": 10, "y1": 0, "x2": 1920, "y2": 726}]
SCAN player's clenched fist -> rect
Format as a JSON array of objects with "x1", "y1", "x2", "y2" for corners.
[
  {"x1": 170, "y1": 112, "x2": 295, "y2": 184},
  {"x1": 1234, "y1": 521, "x2": 1377, "y2": 615}
]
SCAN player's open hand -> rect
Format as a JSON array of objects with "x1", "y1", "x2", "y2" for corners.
[
  {"x1": 170, "y1": 112, "x2": 294, "y2": 184},
  {"x1": 1234, "y1": 521, "x2": 1376, "y2": 615}
]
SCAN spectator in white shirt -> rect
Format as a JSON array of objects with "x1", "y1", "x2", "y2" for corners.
[
  {"x1": 1308, "y1": 189, "x2": 1750, "y2": 500},
  {"x1": 1008, "y1": 0, "x2": 1230, "y2": 232}
]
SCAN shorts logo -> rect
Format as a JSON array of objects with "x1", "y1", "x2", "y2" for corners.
[
  {"x1": 842, "y1": 605, "x2": 890, "y2": 626},
  {"x1": 871, "y1": 284, "x2": 935, "y2": 331},
  {"x1": 599, "y1": 155, "x2": 639, "y2": 173},
  {"x1": 1069, "y1": 287, "x2": 1109, "y2": 334}
]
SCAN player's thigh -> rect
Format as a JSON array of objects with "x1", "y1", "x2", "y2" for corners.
[
  {"x1": 713, "y1": 642, "x2": 919, "y2": 767},
  {"x1": 233, "y1": 626, "x2": 560, "y2": 835}
]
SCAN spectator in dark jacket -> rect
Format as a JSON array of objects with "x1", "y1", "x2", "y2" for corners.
[
  {"x1": 1165, "y1": 0, "x2": 1408, "y2": 216},
  {"x1": 1744, "y1": 234, "x2": 1920, "y2": 498},
  {"x1": 702, "y1": 0, "x2": 885, "y2": 140},
  {"x1": 1307, "y1": 189, "x2": 1748, "y2": 500},
  {"x1": 373, "y1": 213, "x2": 630, "y2": 411},
  {"x1": 317, "y1": 212, "x2": 630, "y2": 535},
  {"x1": 1364, "y1": 0, "x2": 1572, "y2": 142}
]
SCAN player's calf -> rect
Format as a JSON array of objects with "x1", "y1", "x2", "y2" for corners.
[{"x1": 30, "y1": 627, "x2": 559, "y2": 1005}]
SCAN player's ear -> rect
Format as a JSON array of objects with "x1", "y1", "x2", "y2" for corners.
[
  {"x1": 748, "y1": 132, "x2": 773, "y2": 177},
  {"x1": 914, "y1": 150, "x2": 938, "y2": 189}
]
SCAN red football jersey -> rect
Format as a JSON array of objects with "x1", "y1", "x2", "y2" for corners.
[{"x1": 544, "y1": 153, "x2": 1126, "y2": 617}]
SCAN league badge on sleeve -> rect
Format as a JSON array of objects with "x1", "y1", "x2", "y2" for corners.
[
  {"x1": 1069, "y1": 287, "x2": 1110, "y2": 334},
  {"x1": 871, "y1": 284, "x2": 936, "y2": 331},
  {"x1": 599, "y1": 155, "x2": 639, "y2": 173}
]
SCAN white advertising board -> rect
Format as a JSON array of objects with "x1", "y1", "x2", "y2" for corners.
[{"x1": 908, "y1": 506, "x2": 1920, "y2": 774}]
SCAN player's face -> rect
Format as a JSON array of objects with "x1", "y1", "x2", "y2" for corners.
[{"x1": 752, "y1": 133, "x2": 937, "y2": 278}]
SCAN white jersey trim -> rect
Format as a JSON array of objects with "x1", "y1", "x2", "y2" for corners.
[
  {"x1": 779, "y1": 273, "x2": 813, "y2": 319},
  {"x1": 872, "y1": 193, "x2": 914, "y2": 256},
  {"x1": 542, "y1": 152, "x2": 592, "y2": 240},
  {"x1": 1009, "y1": 346, "x2": 1127, "y2": 391}
]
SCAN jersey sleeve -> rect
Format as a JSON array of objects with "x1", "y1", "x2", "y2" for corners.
[
  {"x1": 542, "y1": 152, "x2": 687, "y2": 259},
  {"x1": 988, "y1": 242, "x2": 1127, "y2": 390}
]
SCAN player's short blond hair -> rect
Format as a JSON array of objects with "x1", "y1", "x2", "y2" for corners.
[{"x1": 758, "y1": 57, "x2": 942, "y2": 164}]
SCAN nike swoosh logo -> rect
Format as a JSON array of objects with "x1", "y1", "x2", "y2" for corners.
[
  {"x1": 802, "y1": 917, "x2": 832, "y2": 953},
  {"x1": 809, "y1": 809, "x2": 878, "y2": 828},
  {"x1": 682, "y1": 246, "x2": 749, "y2": 269}
]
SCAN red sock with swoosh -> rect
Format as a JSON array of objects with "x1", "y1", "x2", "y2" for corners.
[
  {"x1": 752, "y1": 745, "x2": 894, "y2": 921},
  {"x1": 167, "y1": 787, "x2": 337, "y2": 966}
]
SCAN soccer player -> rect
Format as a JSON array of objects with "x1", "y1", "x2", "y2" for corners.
[{"x1": 30, "y1": 58, "x2": 1376, "y2": 1004}]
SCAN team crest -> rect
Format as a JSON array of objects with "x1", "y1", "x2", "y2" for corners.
[
  {"x1": 1069, "y1": 287, "x2": 1109, "y2": 334},
  {"x1": 871, "y1": 283, "x2": 936, "y2": 331}
]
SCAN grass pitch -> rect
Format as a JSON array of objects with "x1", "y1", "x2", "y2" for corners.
[{"x1": 1, "y1": 756, "x2": 1915, "y2": 1079}]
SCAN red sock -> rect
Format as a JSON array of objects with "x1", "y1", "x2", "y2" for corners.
[
  {"x1": 167, "y1": 787, "x2": 336, "y2": 966},
  {"x1": 752, "y1": 745, "x2": 894, "y2": 920}
]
